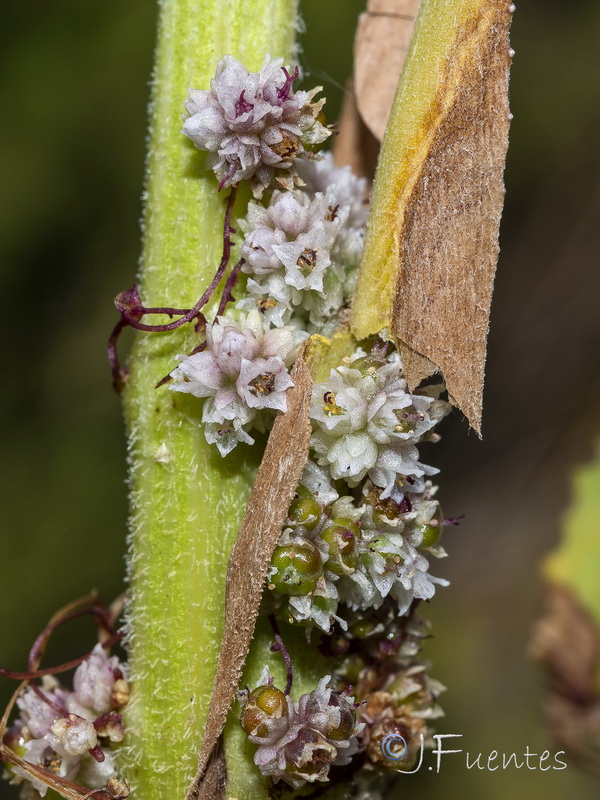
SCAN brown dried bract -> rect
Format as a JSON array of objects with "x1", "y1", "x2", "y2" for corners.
[
  {"x1": 532, "y1": 584, "x2": 600, "y2": 776},
  {"x1": 394, "y1": 6, "x2": 512, "y2": 432},
  {"x1": 333, "y1": 79, "x2": 379, "y2": 180},
  {"x1": 355, "y1": 0, "x2": 421, "y2": 141},
  {"x1": 352, "y1": 1, "x2": 513, "y2": 434},
  {"x1": 185, "y1": 351, "x2": 313, "y2": 800}
]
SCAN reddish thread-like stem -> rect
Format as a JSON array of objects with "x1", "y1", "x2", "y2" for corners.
[
  {"x1": 269, "y1": 614, "x2": 293, "y2": 696},
  {"x1": 28, "y1": 681, "x2": 67, "y2": 717},
  {"x1": 27, "y1": 605, "x2": 113, "y2": 673},
  {"x1": 108, "y1": 187, "x2": 238, "y2": 391},
  {"x1": 216, "y1": 258, "x2": 244, "y2": 317},
  {"x1": 0, "y1": 631, "x2": 121, "y2": 681}
]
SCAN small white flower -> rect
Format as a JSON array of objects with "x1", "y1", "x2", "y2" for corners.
[
  {"x1": 237, "y1": 356, "x2": 294, "y2": 411},
  {"x1": 297, "y1": 152, "x2": 369, "y2": 267}
]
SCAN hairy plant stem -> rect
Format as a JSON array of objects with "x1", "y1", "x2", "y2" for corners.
[{"x1": 118, "y1": 2, "x2": 298, "y2": 798}]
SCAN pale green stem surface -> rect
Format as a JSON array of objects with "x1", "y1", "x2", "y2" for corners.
[{"x1": 118, "y1": 2, "x2": 298, "y2": 798}]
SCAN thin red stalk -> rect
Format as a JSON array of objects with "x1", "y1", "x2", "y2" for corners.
[
  {"x1": 28, "y1": 606, "x2": 113, "y2": 672},
  {"x1": 269, "y1": 614, "x2": 293, "y2": 696},
  {"x1": 0, "y1": 632, "x2": 122, "y2": 681},
  {"x1": 216, "y1": 257, "x2": 244, "y2": 317},
  {"x1": 29, "y1": 681, "x2": 67, "y2": 716},
  {"x1": 108, "y1": 187, "x2": 238, "y2": 390},
  {"x1": 120, "y1": 186, "x2": 237, "y2": 332}
]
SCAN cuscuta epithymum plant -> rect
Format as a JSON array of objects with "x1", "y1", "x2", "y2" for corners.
[
  {"x1": 0, "y1": 596, "x2": 131, "y2": 800},
  {"x1": 0, "y1": 50, "x2": 456, "y2": 800},
  {"x1": 141, "y1": 55, "x2": 451, "y2": 795},
  {"x1": 0, "y1": 53, "x2": 453, "y2": 800}
]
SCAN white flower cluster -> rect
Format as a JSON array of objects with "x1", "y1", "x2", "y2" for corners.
[
  {"x1": 5, "y1": 645, "x2": 128, "y2": 798},
  {"x1": 182, "y1": 55, "x2": 330, "y2": 197},
  {"x1": 268, "y1": 455, "x2": 449, "y2": 633},
  {"x1": 169, "y1": 154, "x2": 368, "y2": 451},
  {"x1": 240, "y1": 667, "x2": 363, "y2": 789},
  {"x1": 171, "y1": 56, "x2": 369, "y2": 456},
  {"x1": 237, "y1": 155, "x2": 368, "y2": 333},
  {"x1": 310, "y1": 350, "x2": 443, "y2": 495},
  {"x1": 169, "y1": 310, "x2": 304, "y2": 455}
]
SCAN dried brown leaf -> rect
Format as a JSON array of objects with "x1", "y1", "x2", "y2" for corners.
[
  {"x1": 190, "y1": 739, "x2": 227, "y2": 800},
  {"x1": 352, "y1": 0, "x2": 513, "y2": 433},
  {"x1": 355, "y1": 0, "x2": 421, "y2": 141},
  {"x1": 185, "y1": 351, "x2": 313, "y2": 800},
  {"x1": 531, "y1": 584, "x2": 600, "y2": 706},
  {"x1": 532, "y1": 584, "x2": 600, "y2": 776},
  {"x1": 333, "y1": 79, "x2": 379, "y2": 180}
]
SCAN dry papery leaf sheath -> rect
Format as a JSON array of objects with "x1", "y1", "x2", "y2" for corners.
[
  {"x1": 352, "y1": 0, "x2": 513, "y2": 433},
  {"x1": 355, "y1": 0, "x2": 420, "y2": 141}
]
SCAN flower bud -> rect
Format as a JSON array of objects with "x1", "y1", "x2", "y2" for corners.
[
  {"x1": 51, "y1": 714, "x2": 98, "y2": 756},
  {"x1": 111, "y1": 678, "x2": 130, "y2": 709},
  {"x1": 94, "y1": 711, "x2": 125, "y2": 743}
]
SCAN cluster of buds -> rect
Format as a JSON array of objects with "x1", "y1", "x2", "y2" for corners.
[
  {"x1": 182, "y1": 55, "x2": 331, "y2": 197},
  {"x1": 236, "y1": 155, "x2": 368, "y2": 333},
  {"x1": 239, "y1": 667, "x2": 363, "y2": 789},
  {"x1": 3, "y1": 645, "x2": 129, "y2": 798},
  {"x1": 170, "y1": 57, "x2": 370, "y2": 457},
  {"x1": 331, "y1": 603, "x2": 446, "y2": 773}
]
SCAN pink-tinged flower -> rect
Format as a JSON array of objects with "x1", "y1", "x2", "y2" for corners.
[
  {"x1": 73, "y1": 643, "x2": 123, "y2": 714},
  {"x1": 245, "y1": 670, "x2": 363, "y2": 789},
  {"x1": 170, "y1": 311, "x2": 304, "y2": 456},
  {"x1": 182, "y1": 55, "x2": 330, "y2": 197}
]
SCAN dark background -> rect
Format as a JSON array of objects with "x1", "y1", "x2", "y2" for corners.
[{"x1": 1, "y1": 1, "x2": 599, "y2": 797}]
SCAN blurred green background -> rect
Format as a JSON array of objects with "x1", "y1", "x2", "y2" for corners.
[{"x1": 1, "y1": 0, "x2": 599, "y2": 798}]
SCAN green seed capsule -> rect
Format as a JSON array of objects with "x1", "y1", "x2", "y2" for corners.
[
  {"x1": 419, "y1": 523, "x2": 441, "y2": 548},
  {"x1": 241, "y1": 685, "x2": 288, "y2": 736},
  {"x1": 349, "y1": 356, "x2": 384, "y2": 375},
  {"x1": 321, "y1": 518, "x2": 360, "y2": 575},
  {"x1": 270, "y1": 541, "x2": 323, "y2": 596},
  {"x1": 287, "y1": 492, "x2": 321, "y2": 530},
  {"x1": 349, "y1": 618, "x2": 377, "y2": 639}
]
